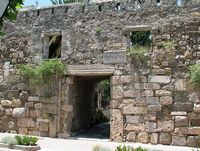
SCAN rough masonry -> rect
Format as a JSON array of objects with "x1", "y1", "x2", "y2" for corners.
[{"x1": 0, "y1": 0, "x2": 200, "y2": 147}]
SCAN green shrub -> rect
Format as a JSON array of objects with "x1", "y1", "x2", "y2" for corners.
[
  {"x1": 93, "y1": 145, "x2": 111, "y2": 151},
  {"x1": 19, "y1": 59, "x2": 65, "y2": 85},
  {"x1": 161, "y1": 40, "x2": 174, "y2": 49},
  {"x1": 190, "y1": 64, "x2": 200, "y2": 86},
  {"x1": 96, "y1": 27, "x2": 102, "y2": 34},
  {"x1": 1, "y1": 136, "x2": 18, "y2": 145},
  {"x1": 115, "y1": 145, "x2": 147, "y2": 151},
  {"x1": 15, "y1": 135, "x2": 38, "y2": 146}
]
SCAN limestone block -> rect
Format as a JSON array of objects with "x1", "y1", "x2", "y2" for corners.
[
  {"x1": 42, "y1": 104, "x2": 58, "y2": 114},
  {"x1": 61, "y1": 104, "x2": 73, "y2": 112},
  {"x1": 175, "y1": 116, "x2": 188, "y2": 127},
  {"x1": 121, "y1": 75, "x2": 132, "y2": 84},
  {"x1": 193, "y1": 104, "x2": 200, "y2": 113},
  {"x1": 172, "y1": 136, "x2": 186, "y2": 146},
  {"x1": 145, "y1": 122, "x2": 157, "y2": 133},
  {"x1": 159, "y1": 133, "x2": 172, "y2": 145},
  {"x1": 112, "y1": 86, "x2": 124, "y2": 99},
  {"x1": 58, "y1": 133, "x2": 70, "y2": 139},
  {"x1": 143, "y1": 83, "x2": 160, "y2": 90},
  {"x1": 145, "y1": 97, "x2": 159, "y2": 105},
  {"x1": 1, "y1": 100, "x2": 12, "y2": 107},
  {"x1": 173, "y1": 102, "x2": 193, "y2": 111},
  {"x1": 49, "y1": 117, "x2": 57, "y2": 138},
  {"x1": 126, "y1": 116, "x2": 139, "y2": 124},
  {"x1": 17, "y1": 118, "x2": 35, "y2": 127},
  {"x1": 142, "y1": 90, "x2": 154, "y2": 97},
  {"x1": 123, "y1": 107, "x2": 147, "y2": 115},
  {"x1": 8, "y1": 121, "x2": 14, "y2": 129},
  {"x1": 25, "y1": 102, "x2": 34, "y2": 108},
  {"x1": 34, "y1": 103, "x2": 42, "y2": 109},
  {"x1": 175, "y1": 79, "x2": 186, "y2": 91},
  {"x1": 187, "y1": 136, "x2": 200, "y2": 147},
  {"x1": 189, "y1": 92, "x2": 199, "y2": 103},
  {"x1": 125, "y1": 124, "x2": 145, "y2": 132},
  {"x1": 12, "y1": 99, "x2": 21, "y2": 107},
  {"x1": 111, "y1": 76, "x2": 121, "y2": 85},
  {"x1": 38, "y1": 122, "x2": 48, "y2": 132},
  {"x1": 126, "y1": 132, "x2": 136, "y2": 142},
  {"x1": 19, "y1": 91, "x2": 29, "y2": 102},
  {"x1": 173, "y1": 91, "x2": 188, "y2": 102},
  {"x1": 160, "y1": 96, "x2": 173, "y2": 105},
  {"x1": 171, "y1": 112, "x2": 187, "y2": 116},
  {"x1": 19, "y1": 128, "x2": 28, "y2": 135},
  {"x1": 158, "y1": 120, "x2": 174, "y2": 132},
  {"x1": 191, "y1": 119, "x2": 200, "y2": 126},
  {"x1": 28, "y1": 96, "x2": 39, "y2": 102},
  {"x1": 179, "y1": 127, "x2": 200, "y2": 135},
  {"x1": 13, "y1": 108, "x2": 26, "y2": 118},
  {"x1": 138, "y1": 132, "x2": 149, "y2": 143},
  {"x1": 148, "y1": 76, "x2": 170, "y2": 83},
  {"x1": 150, "y1": 133, "x2": 158, "y2": 144},
  {"x1": 155, "y1": 90, "x2": 171, "y2": 96},
  {"x1": 5, "y1": 108, "x2": 12, "y2": 116},
  {"x1": 147, "y1": 105, "x2": 162, "y2": 112}
]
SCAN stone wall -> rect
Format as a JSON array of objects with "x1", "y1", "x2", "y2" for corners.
[{"x1": 0, "y1": 0, "x2": 200, "y2": 147}]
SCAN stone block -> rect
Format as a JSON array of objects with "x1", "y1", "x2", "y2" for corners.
[
  {"x1": 58, "y1": 133, "x2": 70, "y2": 139},
  {"x1": 175, "y1": 79, "x2": 186, "y2": 91},
  {"x1": 123, "y1": 107, "x2": 147, "y2": 115},
  {"x1": 148, "y1": 76, "x2": 170, "y2": 83},
  {"x1": 138, "y1": 132, "x2": 149, "y2": 143},
  {"x1": 34, "y1": 103, "x2": 42, "y2": 109},
  {"x1": 121, "y1": 75, "x2": 132, "y2": 84},
  {"x1": 38, "y1": 122, "x2": 48, "y2": 132},
  {"x1": 42, "y1": 104, "x2": 58, "y2": 114},
  {"x1": 187, "y1": 136, "x2": 200, "y2": 147},
  {"x1": 8, "y1": 121, "x2": 14, "y2": 129},
  {"x1": 147, "y1": 105, "x2": 162, "y2": 112},
  {"x1": 28, "y1": 96, "x2": 39, "y2": 102},
  {"x1": 61, "y1": 104, "x2": 73, "y2": 112},
  {"x1": 1, "y1": 100, "x2": 12, "y2": 107},
  {"x1": 171, "y1": 112, "x2": 187, "y2": 116},
  {"x1": 19, "y1": 128, "x2": 28, "y2": 135},
  {"x1": 112, "y1": 86, "x2": 124, "y2": 99},
  {"x1": 173, "y1": 91, "x2": 188, "y2": 102},
  {"x1": 126, "y1": 116, "x2": 139, "y2": 124},
  {"x1": 25, "y1": 102, "x2": 34, "y2": 108},
  {"x1": 5, "y1": 90, "x2": 19, "y2": 100},
  {"x1": 179, "y1": 127, "x2": 200, "y2": 135},
  {"x1": 175, "y1": 116, "x2": 188, "y2": 127},
  {"x1": 126, "y1": 132, "x2": 136, "y2": 142},
  {"x1": 111, "y1": 76, "x2": 121, "y2": 85},
  {"x1": 145, "y1": 122, "x2": 157, "y2": 133},
  {"x1": 145, "y1": 97, "x2": 159, "y2": 105},
  {"x1": 193, "y1": 104, "x2": 200, "y2": 113},
  {"x1": 159, "y1": 133, "x2": 172, "y2": 145},
  {"x1": 125, "y1": 124, "x2": 145, "y2": 132},
  {"x1": 143, "y1": 83, "x2": 160, "y2": 90},
  {"x1": 5, "y1": 108, "x2": 12, "y2": 116},
  {"x1": 172, "y1": 136, "x2": 186, "y2": 146},
  {"x1": 124, "y1": 90, "x2": 141, "y2": 98},
  {"x1": 19, "y1": 91, "x2": 29, "y2": 102},
  {"x1": 189, "y1": 92, "x2": 199, "y2": 103},
  {"x1": 13, "y1": 108, "x2": 26, "y2": 118},
  {"x1": 160, "y1": 96, "x2": 173, "y2": 105},
  {"x1": 142, "y1": 90, "x2": 154, "y2": 97},
  {"x1": 17, "y1": 118, "x2": 35, "y2": 127},
  {"x1": 150, "y1": 133, "x2": 158, "y2": 144},
  {"x1": 12, "y1": 99, "x2": 21, "y2": 107},
  {"x1": 158, "y1": 120, "x2": 174, "y2": 132},
  {"x1": 173, "y1": 102, "x2": 193, "y2": 111},
  {"x1": 155, "y1": 90, "x2": 171, "y2": 96},
  {"x1": 191, "y1": 119, "x2": 200, "y2": 126}
]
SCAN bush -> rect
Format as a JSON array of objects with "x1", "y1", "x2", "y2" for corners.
[
  {"x1": 115, "y1": 145, "x2": 147, "y2": 151},
  {"x1": 93, "y1": 145, "x2": 111, "y2": 151},
  {"x1": 190, "y1": 64, "x2": 200, "y2": 86},
  {"x1": 19, "y1": 59, "x2": 65, "y2": 85},
  {"x1": 1, "y1": 136, "x2": 18, "y2": 145},
  {"x1": 15, "y1": 135, "x2": 38, "y2": 146}
]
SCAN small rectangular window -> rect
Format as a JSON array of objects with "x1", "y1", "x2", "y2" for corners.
[
  {"x1": 176, "y1": 0, "x2": 182, "y2": 6},
  {"x1": 48, "y1": 35, "x2": 62, "y2": 59},
  {"x1": 157, "y1": 0, "x2": 161, "y2": 6}
]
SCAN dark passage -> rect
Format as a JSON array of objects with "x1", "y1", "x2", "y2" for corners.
[{"x1": 70, "y1": 76, "x2": 110, "y2": 139}]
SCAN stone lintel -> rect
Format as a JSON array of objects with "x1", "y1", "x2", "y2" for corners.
[
  {"x1": 124, "y1": 25, "x2": 151, "y2": 32},
  {"x1": 65, "y1": 64, "x2": 114, "y2": 76}
]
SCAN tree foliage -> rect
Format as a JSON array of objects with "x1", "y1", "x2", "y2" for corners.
[
  {"x1": 50, "y1": 0, "x2": 83, "y2": 5},
  {"x1": 0, "y1": 0, "x2": 24, "y2": 35}
]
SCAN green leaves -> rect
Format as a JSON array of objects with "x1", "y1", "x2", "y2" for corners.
[
  {"x1": 19, "y1": 59, "x2": 65, "y2": 85},
  {"x1": 190, "y1": 64, "x2": 200, "y2": 86},
  {"x1": 15, "y1": 135, "x2": 38, "y2": 146}
]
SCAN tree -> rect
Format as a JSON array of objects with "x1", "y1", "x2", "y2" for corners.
[
  {"x1": 50, "y1": 0, "x2": 84, "y2": 5},
  {"x1": 0, "y1": 0, "x2": 23, "y2": 35}
]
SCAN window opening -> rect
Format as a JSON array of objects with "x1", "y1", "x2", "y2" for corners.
[{"x1": 48, "y1": 35, "x2": 62, "y2": 59}]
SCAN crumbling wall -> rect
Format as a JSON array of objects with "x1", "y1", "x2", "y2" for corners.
[{"x1": 0, "y1": 0, "x2": 200, "y2": 147}]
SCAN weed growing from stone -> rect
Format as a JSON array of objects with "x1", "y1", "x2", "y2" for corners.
[{"x1": 189, "y1": 64, "x2": 200, "y2": 86}]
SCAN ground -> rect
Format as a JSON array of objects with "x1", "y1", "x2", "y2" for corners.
[{"x1": 0, "y1": 133, "x2": 197, "y2": 151}]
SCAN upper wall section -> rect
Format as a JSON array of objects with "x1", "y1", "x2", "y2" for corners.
[{"x1": 17, "y1": 0, "x2": 200, "y2": 19}]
